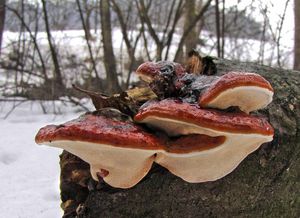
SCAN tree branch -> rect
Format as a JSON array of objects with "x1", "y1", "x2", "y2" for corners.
[
  {"x1": 174, "y1": 0, "x2": 212, "y2": 61},
  {"x1": 5, "y1": 5, "x2": 48, "y2": 80},
  {"x1": 76, "y1": 0, "x2": 100, "y2": 80},
  {"x1": 41, "y1": 0, "x2": 64, "y2": 88}
]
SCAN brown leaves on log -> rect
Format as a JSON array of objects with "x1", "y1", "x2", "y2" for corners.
[
  {"x1": 186, "y1": 49, "x2": 203, "y2": 74},
  {"x1": 185, "y1": 49, "x2": 217, "y2": 76},
  {"x1": 72, "y1": 84, "x2": 156, "y2": 117},
  {"x1": 72, "y1": 50, "x2": 216, "y2": 117},
  {"x1": 126, "y1": 87, "x2": 157, "y2": 103}
]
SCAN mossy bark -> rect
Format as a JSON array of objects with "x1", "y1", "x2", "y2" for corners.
[{"x1": 60, "y1": 58, "x2": 300, "y2": 218}]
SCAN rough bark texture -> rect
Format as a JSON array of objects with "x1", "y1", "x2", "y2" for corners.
[{"x1": 60, "y1": 58, "x2": 300, "y2": 218}]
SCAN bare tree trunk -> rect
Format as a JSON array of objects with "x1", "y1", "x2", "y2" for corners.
[
  {"x1": 221, "y1": 0, "x2": 225, "y2": 58},
  {"x1": 83, "y1": 0, "x2": 92, "y2": 41},
  {"x1": 100, "y1": 0, "x2": 121, "y2": 94},
  {"x1": 6, "y1": 5, "x2": 48, "y2": 81},
  {"x1": 276, "y1": 0, "x2": 290, "y2": 68},
  {"x1": 184, "y1": 0, "x2": 198, "y2": 57},
  {"x1": 0, "y1": 0, "x2": 5, "y2": 55},
  {"x1": 215, "y1": 0, "x2": 221, "y2": 57},
  {"x1": 136, "y1": 0, "x2": 184, "y2": 61},
  {"x1": 94, "y1": 0, "x2": 99, "y2": 34},
  {"x1": 294, "y1": 0, "x2": 300, "y2": 70},
  {"x1": 136, "y1": 0, "x2": 164, "y2": 60},
  {"x1": 111, "y1": 0, "x2": 140, "y2": 88},
  {"x1": 41, "y1": 0, "x2": 64, "y2": 94},
  {"x1": 164, "y1": 0, "x2": 184, "y2": 60},
  {"x1": 59, "y1": 59, "x2": 300, "y2": 218},
  {"x1": 177, "y1": 0, "x2": 204, "y2": 61},
  {"x1": 174, "y1": 0, "x2": 212, "y2": 62},
  {"x1": 76, "y1": 0, "x2": 100, "y2": 82}
]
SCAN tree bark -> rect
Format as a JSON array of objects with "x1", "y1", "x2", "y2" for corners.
[
  {"x1": 111, "y1": 0, "x2": 141, "y2": 89},
  {"x1": 76, "y1": 0, "x2": 100, "y2": 82},
  {"x1": 136, "y1": 0, "x2": 164, "y2": 61},
  {"x1": 100, "y1": 0, "x2": 121, "y2": 94},
  {"x1": 0, "y1": 0, "x2": 5, "y2": 55},
  {"x1": 41, "y1": 0, "x2": 64, "y2": 94},
  {"x1": 83, "y1": 0, "x2": 92, "y2": 41},
  {"x1": 175, "y1": 0, "x2": 198, "y2": 62},
  {"x1": 215, "y1": 0, "x2": 221, "y2": 57},
  {"x1": 176, "y1": 0, "x2": 204, "y2": 62},
  {"x1": 60, "y1": 58, "x2": 300, "y2": 218},
  {"x1": 174, "y1": 0, "x2": 212, "y2": 62},
  {"x1": 184, "y1": 0, "x2": 202, "y2": 57},
  {"x1": 294, "y1": 0, "x2": 300, "y2": 70}
]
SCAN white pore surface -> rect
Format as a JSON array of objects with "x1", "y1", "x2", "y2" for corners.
[
  {"x1": 0, "y1": 100, "x2": 90, "y2": 218},
  {"x1": 139, "y1": 116, "x2": 273, "y2": 182},
  {"x1": 205, "y1": 86, "x2": 274, "y2": 113},
  {"x1": 48, "y1": 140, "x2": 157, "y2": 189}
]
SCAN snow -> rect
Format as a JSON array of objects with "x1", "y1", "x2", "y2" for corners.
[
  {"x1": 2, "y1": 22, "x2": 294, "y2": 70},
  {"x1": 0, "y1": 100, "x2": 93, "y2": 218}
]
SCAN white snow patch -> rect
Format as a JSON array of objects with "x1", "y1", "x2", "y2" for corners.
[{"x1": 0, "y1": 100, "x2": 91, "y2": 218}]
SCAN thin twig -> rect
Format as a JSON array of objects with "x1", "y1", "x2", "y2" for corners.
[
  {"x1": 276, "y1": 0, "x2": 290, "y2": 68},
  {"x1": 2, "y1": 100, "x2": 26, "y2": 119},
  {"x1": 76, "y1": 0, "x2": 100, "y2": 80}
]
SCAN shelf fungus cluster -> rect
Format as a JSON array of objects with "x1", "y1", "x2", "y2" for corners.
[{"x1": 36, "y1": 59, "x2": 274, "y2": 189}]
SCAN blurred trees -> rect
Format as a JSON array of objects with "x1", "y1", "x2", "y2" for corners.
[
  {"x1": 111, "y1": 0, "x2": 142, "y2": 87},
  {"x1": 183, "y1": 0, "x2": 203, "y2": 59},
  {"x1": 0, "y1": 0, "x2": 5, "y2": 55},
  {"x1": 0, "y1": 0, "x2": 294, "y2": 100},
  {"x1": 76, "y1": 0, "x2": 100, "y2": 86},
  {"x1": 174, "y1": 0, "x2": 212, "y2": 61},
  {"x1": 100, "y1": 0, "x2": 121, "y2": 93},
  {"x1": 41, "y1": 0, "x2": 64, "y2": 94},
  {"x1": 136, "y1": 0, "x2": 184, "y2": 60}
]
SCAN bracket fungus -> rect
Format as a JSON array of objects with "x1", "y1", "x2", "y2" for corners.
[
  {"x1": 135, "y1": 99, "x2": 274, "y2": 182},
  {"x1": 136, "y1": 61, "x2": 185, "y2": 83},
  {"x1": 36, "y1": 59, "x2": 274, "y2": 189},
  {"x1": 137, "y1": 61, "x2": 274, "y2": 113},
  {"x1": 35, "y1": 110, "x2": 162, "y2": 188},
  {"x1": 198, "y1": 72, "x2": 274, "y2": 113},
  {"x1": 35, "y1": 109, "x2": 227, "y2": 188}
]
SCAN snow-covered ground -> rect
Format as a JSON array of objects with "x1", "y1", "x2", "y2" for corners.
[{"x1": 0, "y1": 100, "x2": 92, "y2": 218}]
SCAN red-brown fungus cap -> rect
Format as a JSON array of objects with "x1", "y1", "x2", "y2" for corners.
[
  {"x1": 35, "y1": 112, "x2": 164, "y2": 189},
  {"x1": 35, "y1": 112, "x2": 227, "y2": 155},
  {"x1": 35, "y1": 111, "x2": 227, "y2": 188},
  {"x1": 135, "y1": 99, "x2": 274, "y2": 136},
  {"x1": 135, "y1": 99, "x2": 274, "y2": 183},
  {"x1": 199, "y1": 72, "x2": 274, "y2": 112},
  {"x1": 35, "y1": 113, "x2": 161, "y2": 150},
  {"x1": 136, "y1": 61, "x2": 185, "y2": 82}
]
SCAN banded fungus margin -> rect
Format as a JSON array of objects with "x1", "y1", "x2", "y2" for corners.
[
  {"x1": 198, "y1": 72, "x2": 274, "y2": 113},
  {"x1": 136, "y1": 61, "x2": 274, "y2": 113},
  {"x1": 35, "y1": 109, "x2": 227, "y2": 188},
  {"x1": 136, "y1": 61, "x2": 185, "y2": 83},
  {"x1": 36, "y1": 60, "x2": 275, "y2": 189},
  {"x1": 135, "y1": 99, "x2": 274, "y2": 183},
  {"x1": 35, "y1": 109, "x2": 163, "y2": 189}
]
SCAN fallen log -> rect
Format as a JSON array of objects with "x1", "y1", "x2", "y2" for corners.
[{"x1": 60, "y1": 58, "x2": 300, "y2": 218}]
